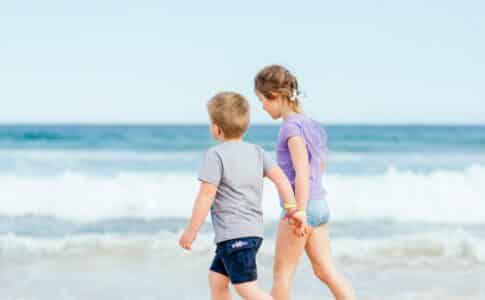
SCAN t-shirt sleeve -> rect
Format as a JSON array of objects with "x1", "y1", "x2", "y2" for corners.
[
  {"x1": 262, "y1": 149, "x2": 277, "y2": 175},
  {"x1": 280, "y1": 121, "x2": 303, "y2": 143},
  {"x1": 320, "y1": 127, "x2": 329, "y2": 161},
  {"x1": 198, "y1": 150, "x2": 222, "y2": 186}
]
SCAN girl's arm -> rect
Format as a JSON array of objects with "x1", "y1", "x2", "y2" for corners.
[
  {"x1": 287, "y1": 136, "x2": 310, "y2": 212},
  {"x1": 179, "y1": 181, "x2": 217, "y2": 250},
  {"x1": 265, "y1": 165, "x2": 308, "y2": 237}
]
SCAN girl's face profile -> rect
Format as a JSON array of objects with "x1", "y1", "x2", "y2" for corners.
[{"x1": 256, "y1": 91, "x2": 282, "y2": 120}]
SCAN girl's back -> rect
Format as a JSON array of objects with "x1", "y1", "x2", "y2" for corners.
[{"x1": 276, "y1": 113, "x2": 327, "y2": 200}]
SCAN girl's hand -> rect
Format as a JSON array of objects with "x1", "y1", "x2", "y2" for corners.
[
  {"x1": 293, "y1": 222, "x2": 310, "y2": 238},
  {"x1": 291, "y1": 212, "x2": 309, "y2": 238},
  {"x1": 179, "y1": 229, "x2": 197, "y2": 250},
  {"x1": 285, "y1": 209, "x2": 309, "y2": 238}
]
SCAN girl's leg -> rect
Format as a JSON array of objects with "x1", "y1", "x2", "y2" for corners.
[
  {"x1": 305, "y1": 225, "x2": 355, "y2": 300},
  {"x1": 271, "y1": 220, "x2": 309, "y2": 300},
  {"x1": 233, "y1": 281, "x2": 273, "y2": 300},
  {"x1": 209, "y1": 271, "x2": 231, "y2": 300}
]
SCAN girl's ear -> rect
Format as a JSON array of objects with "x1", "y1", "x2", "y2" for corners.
[{"x1": 269, "y1": 91, "x2": 284, "y2": 102}]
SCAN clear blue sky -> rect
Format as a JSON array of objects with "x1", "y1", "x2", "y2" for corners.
[{"x1": 1, "y1": 1, "x2": 484, "y2": 124}]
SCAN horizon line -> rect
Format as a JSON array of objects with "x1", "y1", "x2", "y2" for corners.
[{"x1": 0, "y1": 121, "x2": 484, "y2": 127}]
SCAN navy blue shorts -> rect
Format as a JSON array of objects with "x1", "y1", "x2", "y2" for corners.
[{"x1": 210, "y1": 236, "x2": 263, "y2": 284}]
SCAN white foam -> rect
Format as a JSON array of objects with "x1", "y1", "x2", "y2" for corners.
[
  {"x1": 331, "y1": 230, "x2": 485, "y2": 263},
  {"x1": 327, "y1": 164, "x2": 485, "y2": 223},
  {"x1": 1, "y1": 165, "x2": 484, "y2": 223},
  {"x1": 1, "y1": 230, "x2": 483, "y2": 264}
]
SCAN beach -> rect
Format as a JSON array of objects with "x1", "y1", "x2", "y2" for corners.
[{"x1": 1, "y1": 124, "x2": 484, "y2": 299}]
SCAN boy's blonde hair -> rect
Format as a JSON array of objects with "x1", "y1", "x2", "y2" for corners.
[
  {"x1": 207, "y1": 92, "x2": 250, "y2": 139},
  {"x1": 254, "y1": 64, "x2": 302, "y2": 113}
]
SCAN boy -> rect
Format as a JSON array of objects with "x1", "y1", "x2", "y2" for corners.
[{"x1": 179, "y1": 92, "x2": 305, "y2": 300}]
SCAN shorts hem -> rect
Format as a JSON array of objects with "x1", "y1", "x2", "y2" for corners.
[{"x1": 230, "y1": 274, "x2": 258, "y2": 285}]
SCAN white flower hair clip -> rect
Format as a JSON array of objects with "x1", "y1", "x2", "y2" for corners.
[{"x1": 290, "y1": 89, "x2": 298, "y2": 102}]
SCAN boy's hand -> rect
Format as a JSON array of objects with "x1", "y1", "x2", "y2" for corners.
[{"x1": 179, "y1": 229, "x2": 197, "y2": 250}]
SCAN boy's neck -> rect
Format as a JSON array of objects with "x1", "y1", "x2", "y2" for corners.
[{"x1": 219, "y1": 137, "x2": 243, "y2": 143}]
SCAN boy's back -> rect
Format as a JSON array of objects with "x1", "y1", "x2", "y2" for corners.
[
  {"x1": 179, "y1": 91, "x2": 300, "y2": 298},
  {"x1": 199, "y1": 140, "x2": 275, "y2": 243}
]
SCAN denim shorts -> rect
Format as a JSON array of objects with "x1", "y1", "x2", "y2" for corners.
[
  {"x1": 210, "y1": 236, "x2": 263, "y2": 284},
  {"x1": 281, "y1": 199, "x2": 330, "y2": 227}
]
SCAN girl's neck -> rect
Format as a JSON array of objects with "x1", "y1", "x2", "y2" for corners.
[{"x1": 281, "y1": 106, "x2": 298, "y2": 120}]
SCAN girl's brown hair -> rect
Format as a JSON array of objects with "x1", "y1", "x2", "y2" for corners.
[{"x1": 254, "y1": 65, "x2": 302, "y2": 113}]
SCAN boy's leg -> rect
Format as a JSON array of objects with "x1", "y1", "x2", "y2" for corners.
[
  {"x1": 209, "y1": 271, "x2": 231, "y2": 300},
  {"x1": 234, "y1": 281, "x2": 273, "y2": 300},
  {"x1": 220, "y1": 237, "x2": 271, "y2": 300},
  {"x1": 305, "y1": 224, "x2": 355, "y2": 300},
  {"x1": 210, "y1": 249, "x2": 231, "y2": 300}
]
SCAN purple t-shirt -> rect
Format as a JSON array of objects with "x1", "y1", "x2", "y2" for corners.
[{"x1": 276, "y1": 113, "x2": 327, "y2": 200}]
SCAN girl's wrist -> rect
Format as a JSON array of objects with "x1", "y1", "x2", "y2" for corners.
[
  {"x1": 294, "y1": 209, "x2": 307, "y2": 217},
  {"x1": 295, "y1": 202, "x2": 307, "y2": 212},
  {"x1": 285, "y1": 208, "x2": 306, "y2": 217},
  {"x1": 296, "y1": 207, "x2": 307, "y2": 213}
]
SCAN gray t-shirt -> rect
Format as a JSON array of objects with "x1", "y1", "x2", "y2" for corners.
[{"x1": 198, "y1": 141, "x2": 276, "y2": 244}]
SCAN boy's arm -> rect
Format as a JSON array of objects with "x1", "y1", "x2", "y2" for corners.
[
  {"x1": 179, "y1": 181, "x2": 217, "y2": 250},
  {"x1": 265, "y1": 165, "x2": 295, "y2": 208},
  {"x1": 265, "y1": 165, "x2": 309, "y2": 237}
]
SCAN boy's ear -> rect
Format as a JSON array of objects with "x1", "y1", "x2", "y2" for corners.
[{"x1": 213, "y1": 123, "x2": 223, "y2": 137}]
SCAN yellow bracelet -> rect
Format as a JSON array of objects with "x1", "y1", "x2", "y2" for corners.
[
  {"x1": 283, "y1": 202, "x2": 297, "y2": 209},
  {"x1": 294, "y1": 210, "x2": 307, "y2": 217}
]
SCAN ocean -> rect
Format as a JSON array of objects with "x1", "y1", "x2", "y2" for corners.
[{"x1": 1, "y1": 124, "x2": 484, "y2": 299}]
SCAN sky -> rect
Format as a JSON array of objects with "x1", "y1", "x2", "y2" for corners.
[{"x1": 0, "y1": 1, "x2": 484, "y2": 124}]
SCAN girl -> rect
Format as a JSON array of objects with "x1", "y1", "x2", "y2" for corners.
[{"x1": 254, "y1": 65, "x2": 355, "y2": 300}]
